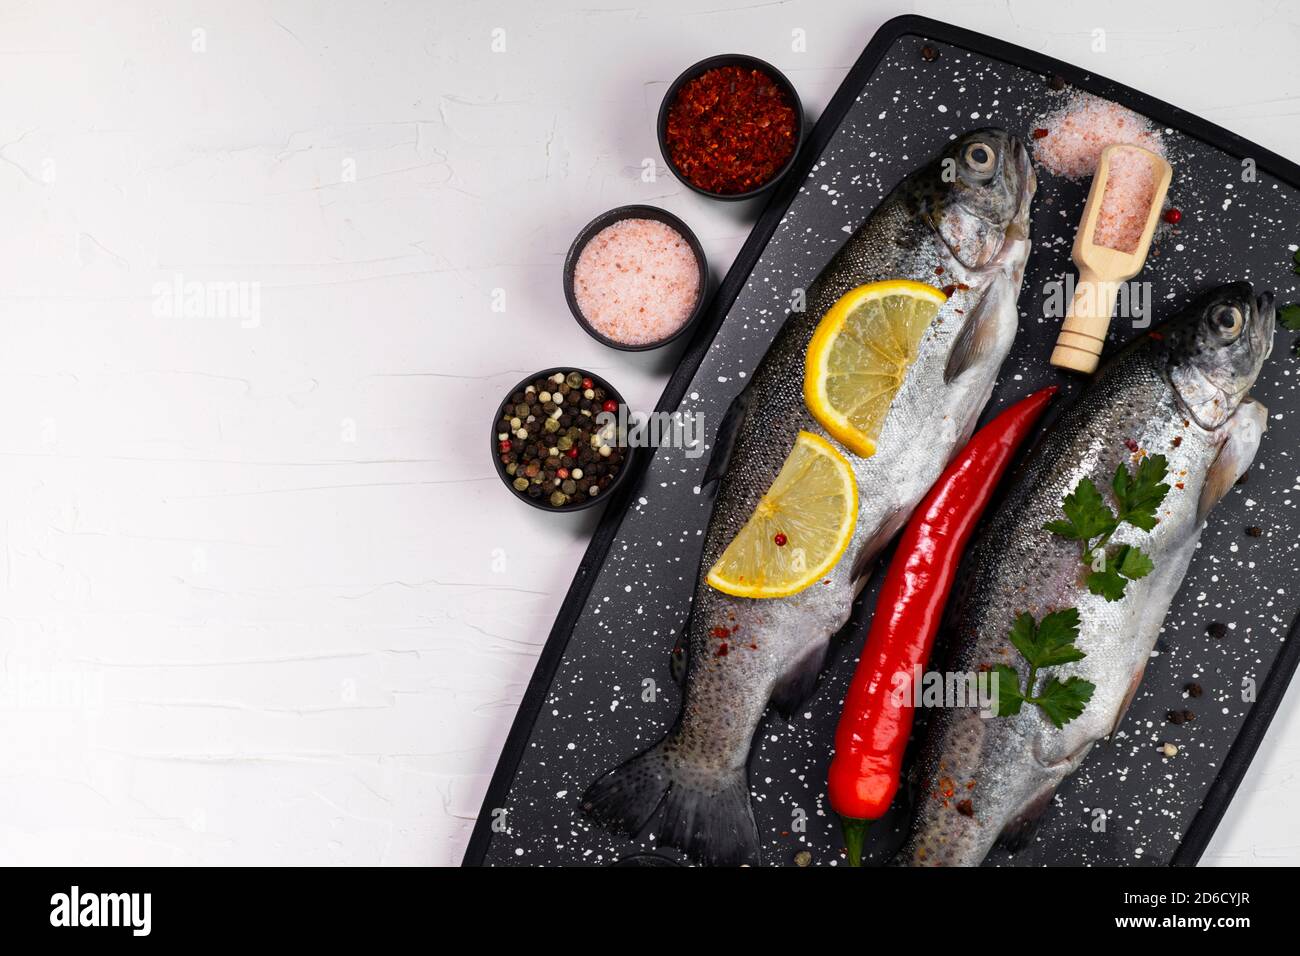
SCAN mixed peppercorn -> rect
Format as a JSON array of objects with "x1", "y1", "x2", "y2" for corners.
[{"x1": 496, "y1": 371, "x2": 626, "y2": 508}]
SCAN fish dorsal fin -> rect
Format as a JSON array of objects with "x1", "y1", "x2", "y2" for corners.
[
  {"x1": 943, "y1": 279, "x2": 1008, "y2": 384},
  {"x1": 700, "y1": 387, "x2": 751, "y2": 490},
  {"x1": 1197, "y1": 399, "x2": 1267, "y2": 525}
]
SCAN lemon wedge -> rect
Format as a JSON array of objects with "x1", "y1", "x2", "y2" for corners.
[
  {"x1": 706, "y1": 431, "x2": 858, "y2": 599},
  {"x1": 803, "y1": 279, "x2": 948, "y2": 458}
]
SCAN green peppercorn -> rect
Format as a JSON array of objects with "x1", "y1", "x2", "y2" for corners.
[
  {"x1": 512, "y1": 477, "x2": 529, "y2": 492},
  {"x1": 549, "y1": 491, "x2": 568, "y2": 507},
  {"x1": 561, "y1": 479, "x2": 577, "y2": 495}
]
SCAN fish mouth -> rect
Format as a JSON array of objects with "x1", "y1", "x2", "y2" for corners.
[
  {"x1": 1005, "y1": 136, "x2": 1036, "y2": 241},
  {"x1": 1254, "y1": 289, "x2": 1276, "y2": 359}
]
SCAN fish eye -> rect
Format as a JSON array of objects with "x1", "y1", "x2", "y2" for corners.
[
  {"x1": 963, "y1": 142, "x2": 995, "y2": 174},
  {"x1": 1211, "y1": 304, "x2": 1244, "y2": 338}
]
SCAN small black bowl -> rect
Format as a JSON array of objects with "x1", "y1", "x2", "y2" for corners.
[
  {"x1": 562, "y1": 204, "x2": 709, "y2": 352},
  {"x1": 657, "y1": 53, "x2": 804, "y2": 202},
  {"x1": 490, "y1": 367, "x2": 633, "y2": 512}
]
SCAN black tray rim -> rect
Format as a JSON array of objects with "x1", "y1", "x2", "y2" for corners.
[{"x1": 462, "y1": 13, "x2": 1300, "y2": 868}]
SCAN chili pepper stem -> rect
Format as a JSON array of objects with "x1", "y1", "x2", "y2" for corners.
[{"x1": 841, "y1": 817, "x2": 871, "y2": 867}]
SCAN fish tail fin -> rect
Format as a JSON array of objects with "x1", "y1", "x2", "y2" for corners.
[{"x1": 582, "y1": 736, "x2": 760, "y2": 866}]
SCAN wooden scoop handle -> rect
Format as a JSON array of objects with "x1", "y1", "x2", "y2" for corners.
[{"x1": 1049, "y1": 267, "x2": 1120, "y2": 375}]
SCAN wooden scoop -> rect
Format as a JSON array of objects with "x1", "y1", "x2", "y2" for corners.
[{"x1": 1049, "y1": 144, "x2": 1173, "y2": 374}]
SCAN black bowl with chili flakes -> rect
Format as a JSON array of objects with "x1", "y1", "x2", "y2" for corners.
[
  {"x1": 657, "y1": 54, "x2": 804, "y2": 201},
  {"x1": 491, "y1": 368, "x2": 632, "y2": 511}
]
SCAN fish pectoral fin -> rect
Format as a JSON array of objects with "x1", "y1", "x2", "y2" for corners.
[
  {"x1": 995, "y1": 783, "x2": 1057, "y2": 854},
  {"x1": 1110, "y1": 660, "x2": 1149, "y2": 737},
  {"x1": 1197, "y1": 398, "x2": 1268, "y2": 525},
  {"x1": 700, "y1": 387, "x2": 751, "y2": 490},
  {"x1": 768, "y1": 640, "x2": 830, "y2": 719},
  {"x1": 669, "y1": 634, "x2": 688, "y2": 686},
  {"x1": 943, "y1": 279, "x2": 1008, "y2": 384}
]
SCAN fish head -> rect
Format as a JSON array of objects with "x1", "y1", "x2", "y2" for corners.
[
  {"x1": 1162, "y1": 282, "x2": 1275, "y2": 429},
  {"x1": 919, "y1": 128, "x2": 1035, "y2": 272}
]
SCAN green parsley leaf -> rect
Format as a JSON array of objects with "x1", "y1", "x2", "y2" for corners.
[
  {"x1": 1007, "y1": 608, "x2": 1084, "y2": 667},
  {"x1": 1031, "y1": 608, "x2": 1085, "y2": 667},
  {"x1": 1086, "y1": 545, "x2": 1154, "y2": 602},
  {"x1": 1086, "y1": 564, "x2": 1127, "y2": 601},
  {"x1": 1112, "y1": 454, "x2": 1170, "y2": 531},
  {"x1": 1006, "y1": 612, "x2": 1039, "y2": 665},
  {"x1": 1043, "y1": 477, "x2": 1117, "y2": 542},
  {"x1": 1035, "y1": 676, "x2": 1096, "y2": 729},
  {"x1": 992, "y1": 664, "x2": 1025, "y2": 717},
  {"x1": 1279, "y1": 303, "x2": 1300, "y2": 332},
  {"x1": 1114, "y1": 544, "x2": 1154, "y2": 581}
]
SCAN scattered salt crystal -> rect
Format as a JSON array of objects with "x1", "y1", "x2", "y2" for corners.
[
  {"x1": 573, "y1": 218, "x2": 700, "y2": 346},
  {"x1": 1094, "y1": 146, "x2": 1157, "y2": 253},
  {"x1": 1032, "y1": 91, "x2": 1164, "y2": 180}
]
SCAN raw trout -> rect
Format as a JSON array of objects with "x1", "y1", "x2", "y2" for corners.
[
  {"x1": 898, "y1": 282, "x2": 1275, "y2": 866},
  {"x1": 583, "y1": 130, "x2": 1036, "y2": 865}
]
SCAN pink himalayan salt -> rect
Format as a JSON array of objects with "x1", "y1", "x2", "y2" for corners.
[
  {"x1": 1032, "y1": 91, "x2": 1164, "y2": 179},
  {"x1": 573, "y1": 218, "x2": 700, "y2": 346},
  {"x1": 1093, "y1": 145, "x2": 1157, "y2": 253}
]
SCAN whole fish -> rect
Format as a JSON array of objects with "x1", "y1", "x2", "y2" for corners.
[
  {"x1": 898, "y1": 282, "x2": 1275, "y2": 866},
  {"x1": 582, "y1": 129, "x2": 1036, "y2": 865}
]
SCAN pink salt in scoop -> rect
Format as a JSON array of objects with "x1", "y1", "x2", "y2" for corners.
[
  {"x1": 569, "y1": 214, "x2": 704, "y2": 349},
  {"x1": 1050, "y1": 143, "x2": 1173, "y2": 374}
]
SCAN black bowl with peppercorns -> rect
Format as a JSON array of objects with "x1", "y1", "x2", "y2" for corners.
[
  {"x1": 657, "y1": 53, "x2": 804, "y2": 201},
  {"x1": 491, "y1": 368, "x2": 633, "y2": 511}
]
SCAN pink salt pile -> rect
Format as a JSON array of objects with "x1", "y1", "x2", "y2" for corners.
[
  {"x1": 1032, "y1": 91, "x2": 1164, "y2": 179},
  {"x1": 573, "y1": 218, "x2": 700, "y2": 346},
  {"x1": 1093, "y1": 146, "x2": 1157, "y2": 253}
]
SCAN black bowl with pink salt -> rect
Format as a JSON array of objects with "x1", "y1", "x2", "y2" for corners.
[{"x1": 563, "y1": 205, "x2": 708, "y2": 351}]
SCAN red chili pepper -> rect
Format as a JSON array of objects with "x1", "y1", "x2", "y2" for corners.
[{"x1": 828, "y1": 386, "x2": 1057, "y2": 865}]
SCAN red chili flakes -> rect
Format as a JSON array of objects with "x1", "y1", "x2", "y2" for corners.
[
  {"x1": 664, "y1": 66, "x2": 798, "y2": 195},
  {"x1": 708, "y1": 625, "x2": 734, "y2": 640},
  {"x1": 1171, "y1": 435, "x2": 1183, "y2": 447},
  {"x1": 715, "y1": 642, "x2": 729, "y2": 657},
  {"x1": 1032, "y1": 128, "x2": 1050, "y2": 139},
  {"x1": 956, "y1": 799, "x2": 975, "y2": 817},
  {"x1": 1124, "y1": 438, "x2": 1139, "y2": 452},
  {"x1": 938, "y1": 776, "x2": 956, "y2": 799},
  {"x1": 941, "y1": 284, "x2": 957, "y2": 297}
]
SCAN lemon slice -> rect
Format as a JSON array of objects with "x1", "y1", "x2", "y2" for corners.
[
  {"x1": 706, "y1": 431, "x2": 858, "y2": 599},
  {"x1": 804, "y1": 279, "x2": 948, "y2": 458}
]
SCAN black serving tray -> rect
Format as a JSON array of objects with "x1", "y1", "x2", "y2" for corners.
[{"x1": 463, "y1": 15, "x2": 1300, "y2": 867}]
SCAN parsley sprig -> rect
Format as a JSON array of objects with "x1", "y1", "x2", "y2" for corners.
[
  {"x1": 1043, "y1": 454, "x2": 1170, "y2": 602},
  {"x1": 1279, "y1": 249, "x2": 1299, "y2": 340},
  {"x1": 993, "y1": 608, "x2": 1096, "y2": 728}
]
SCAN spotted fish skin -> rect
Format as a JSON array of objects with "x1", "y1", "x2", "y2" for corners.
[
  {"x1": 897, "y1": 283, "x2": 1275, "y2": 867},
  {"x1": 583, "y1": 130, "x2": 1036, "y2": 866}
]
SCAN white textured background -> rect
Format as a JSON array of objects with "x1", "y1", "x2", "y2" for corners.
[{"x1": 2, "y1": 0, "x2": 1298, "y2": 865}]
